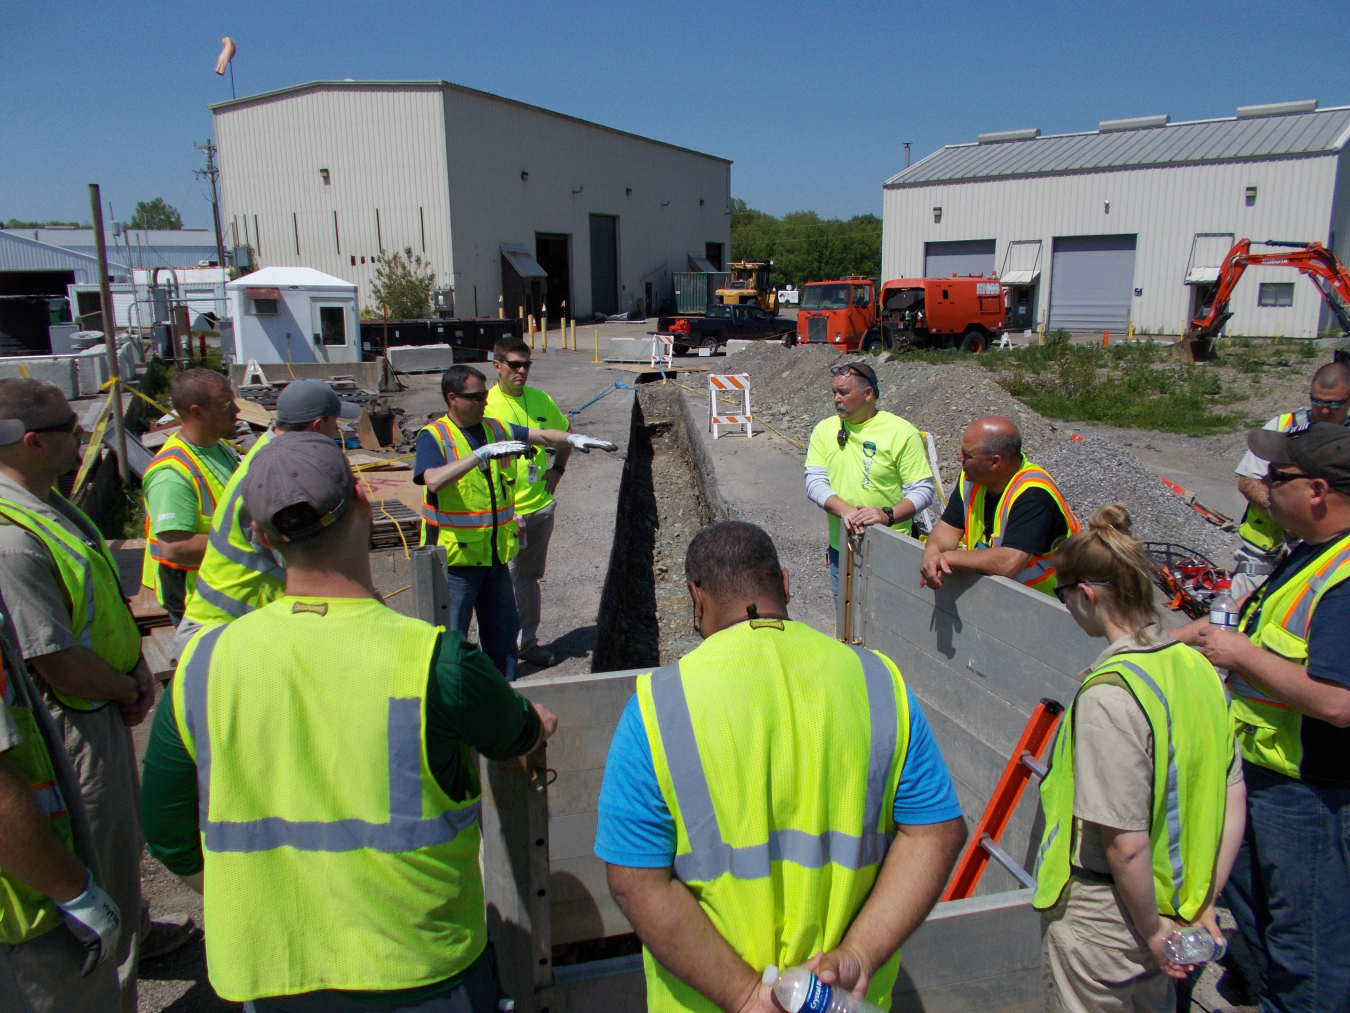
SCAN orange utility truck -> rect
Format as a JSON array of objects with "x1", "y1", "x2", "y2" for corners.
[{"x1": 792, "y1": 275, "x2": 1005, "y2": 352}]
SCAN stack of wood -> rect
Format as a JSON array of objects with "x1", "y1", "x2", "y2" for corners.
[{"x1": 370, "y1": 498, "x2": 421, "y2": 550}]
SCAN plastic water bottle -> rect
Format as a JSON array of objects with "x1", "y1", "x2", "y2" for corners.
[
  {"x1": 762, "y1": 965, "x2": 885, "y2": 1013},
  {"x1": 1209, "y1": 594, "x2": 1240, "y2": 631},
  {"x1": 1161, "y1": 926, "x2": 1227, "y2": 965}
]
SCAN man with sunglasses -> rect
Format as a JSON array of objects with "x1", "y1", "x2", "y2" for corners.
[
  {"x1": 485, "y1": 337, "x2": 571, "y2": 669},
  {"x1": 1231, "y1": 360, "x2": 1350, "y2": 599},
  {"x1": 140, "y1": 368, "x2": 241, "y2": 626},
  {"x1": 0, "y1": 378, "x2": 163, "y2": 1010},
  {"x1": 805, "y1": 361, "x2": 936, "y2": 602},
  {"x1": 416, "y1": 365, "x2": 615, "y2": 681},
  {"x1": 1177, "y1": 421, "x2": 1350, "y2": 1012}
]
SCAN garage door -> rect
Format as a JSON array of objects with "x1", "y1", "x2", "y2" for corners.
[
  {"x1": 1048, "y1": 234, "x2": 1137, "y2": 333},
  {"x1": 924, "y1": 239, "x2": 996, "y2": 279}
]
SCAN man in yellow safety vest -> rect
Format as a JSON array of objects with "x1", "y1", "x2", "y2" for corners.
[
  {"x1": 141, "y1": 433, "x2": 559, "y2": 1010},
  {"x1": 596, "y1": 520, "x2": 967, "y2": 1012},
  {"x1": 920, "y1": 416, "x2": 1080, "y2": 596},
  {"x1": 140, "y1": 368, "x2": 240, "y2": 624},
  {"x1": 415, "y1": 364, "x2": 615, "y2": 681},
  {"x1": 1178, "y1": 421, "x2": 1350, "y2": 1012},
  {"x1": 1230, "y1": 360, "x2": 1350, "y2": 598}
]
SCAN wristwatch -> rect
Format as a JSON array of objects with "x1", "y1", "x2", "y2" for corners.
[{"x1": 882, "y1": 506, "x2": 895, "y2": 526}]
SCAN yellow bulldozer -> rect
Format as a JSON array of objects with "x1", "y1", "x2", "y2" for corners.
[{"x1": 715, "y1": 260, "x2": 776, "y2": 312}]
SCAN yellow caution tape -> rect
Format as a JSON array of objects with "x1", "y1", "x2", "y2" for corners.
[{"x1": 71, "y1": 394, "x2": 115, "y2": 495}]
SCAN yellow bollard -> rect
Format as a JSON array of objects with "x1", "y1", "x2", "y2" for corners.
[
  {"x1": 571, "y1": 319, "x2": 577, "y2": 350},
  {"x1": 527, "y1": 315, "x2": 535, "y2": 349},
  {"x1": 1127, "y1": 321, "x2": 1134, "y2": 342},
  {"x1": 593, "y1": 328, "x2": 600, "y2": 363},
  {"x1": 542, "y1": 316, "x2": 548, "y2": 353},
  {"x1": 1037, "y1": 322, "x2": 1045, "y2": 346},
  {"x1": 498, "y1": 295, "x2": 504, "y2": 320}
]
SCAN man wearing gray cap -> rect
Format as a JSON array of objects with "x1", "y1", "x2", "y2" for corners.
[
  {"x1": 1177, "y1": 421, "x2": 1350, "y2": 1012},
  {"x1": 175, "y1": 379, "x2": 361, "y2": 654},
  {"x1": 141, "y1": 433, "x2": 557, "y2": 1011}
]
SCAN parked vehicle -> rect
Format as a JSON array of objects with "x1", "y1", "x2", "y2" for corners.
[
  {"x1": 715, "y1": 260, "x2": 777, "y2": 311},
  {"x1": 657, "y1": 303, "x2": 795, "y2": 354},
  {"x1": 790, "y1": 275, "x2": 1005, "y2": 353}
]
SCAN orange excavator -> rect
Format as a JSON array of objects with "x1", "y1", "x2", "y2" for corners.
[{"x1": 1177, "y1": 239, "x2": 1350, "y2": 362}]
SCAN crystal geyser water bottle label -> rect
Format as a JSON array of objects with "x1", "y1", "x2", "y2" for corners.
[{"x1": 801, "y1": 975, "x2": 834, "y2": 1013}]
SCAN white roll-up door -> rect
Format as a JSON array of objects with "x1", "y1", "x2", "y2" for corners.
[
  {"x1": 924, "y1": 239, "x2": 996, "y2": 279},
  {"x1": 1047, "y1": 234, "x2": 1137, "y2": 333}
]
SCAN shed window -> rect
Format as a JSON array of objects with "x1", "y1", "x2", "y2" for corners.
[
  {"x1": 316, "y1": 305, "x2": 348, "y2": 345},
  {"x1": 250, "y1": 298, "x2": 278, "y2": 315},
  {"x1": 1258, "y1": 283, "x2": 1294, "y2": 307}
]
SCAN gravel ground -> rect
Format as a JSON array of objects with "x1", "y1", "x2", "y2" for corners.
[{"x1": 1038, "y1": 435, "x2": 1239, "y2": 566}]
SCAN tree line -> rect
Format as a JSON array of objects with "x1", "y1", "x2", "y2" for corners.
[{"x1": 729, "y1": 198, "x2": 882, "y2": 290}]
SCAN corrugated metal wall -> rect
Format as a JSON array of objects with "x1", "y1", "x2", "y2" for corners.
[
  {"x1": 441, "y1": 87, "x2": 731, "y2": 319},
  {"x1": 0, "y1": 232, "x2": 124, "y2": 284},
  {"x1": 214, "y1": 86, "x2": 454, "y2": 310},
  {"x1": 883, "y1": 155, "x2": 1341, "y2": 337}
]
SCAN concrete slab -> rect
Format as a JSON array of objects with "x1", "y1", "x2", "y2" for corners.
[
  {"x1": 227, "y1": 358, "x2": 392, "y2": 392},
  {"x1": 386, "y1": 343, "x2": 456, "y2": 373},
  {"x1": 0, "y1": 356, "x2": 80, "y2": 398}
]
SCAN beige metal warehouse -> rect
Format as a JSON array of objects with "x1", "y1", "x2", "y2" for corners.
[
  {"x1": 883, "y1": 100, "x2": 1350, "y2": 338},
  {"x1": 210, "y1": 80, "x2": 732, "y2": 321}
]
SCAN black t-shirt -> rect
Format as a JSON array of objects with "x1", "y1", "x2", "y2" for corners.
[{"x1": 940, "y1": 482, "x2": 1068, "y2": 557}]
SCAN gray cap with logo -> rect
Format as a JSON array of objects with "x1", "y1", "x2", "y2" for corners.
[
  {"x1": 275, "y1": 379, "x2": 362, "y2": 425},
  {"x1": 243, "y1": 432, "x2": 355, "y2": 543}
]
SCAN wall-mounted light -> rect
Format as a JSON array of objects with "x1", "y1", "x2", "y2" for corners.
[
  {"x1": 319, "y1": 168, "x2": 330, "y2": 185},
  {"x1": 932, "y1": 206, "x2": 942, "y2": 223},
  {"x1": 1104, "y1": 199, "x2": 1110, "y2": 214},
  {"x1": 1245, "y1": 185, "x2": 1258, "y2": 206},
  {"x1": 699, "y1": 199, "x2": 705, "y2": 206},
  {"x1": 520, "y1": 170, "x2": 529, "y2": 181},
  {"x1": 572, "y1": 186, "x2": 584, "y2": 194},
  {"x1": 660, "y1": 200, "x2": 670, "y2": 207}
]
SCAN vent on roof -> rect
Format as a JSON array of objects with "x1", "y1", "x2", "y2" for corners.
[
  {"x1": 1237, "y1": 99, "x2": 1317, "y2": 119},
  {"x1": 1099, "y1": 114, "x2": 1169, "y2": 133},
  {"x1": 978, "y1": 128, "x2": 1040, "y2": 144}
]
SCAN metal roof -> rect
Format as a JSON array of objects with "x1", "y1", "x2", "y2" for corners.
[
  {"x1": 223, "y1": 266, "x2": 355, "y2": 290},
  {"x1": 887, "y1": 106, "x2": 1350, "y2": 188},
  {"x1": 0, "y1": 230, "x2": 129, "y2": 277},
  {"x1": 500, "y1": 244, "x2": 548, "y2": 280},
  {"x1": 210, "y1": 80, "x2": 732, "y2": 165}
]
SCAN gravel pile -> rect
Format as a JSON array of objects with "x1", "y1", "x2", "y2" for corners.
[{"x1": 1037, "y1": 435, "x2": 1239, "y2": 567}]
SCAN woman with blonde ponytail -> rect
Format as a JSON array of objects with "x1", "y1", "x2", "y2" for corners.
[{"x1": 1033, "y1": 505, "x2": 1245, "y2": 1013}]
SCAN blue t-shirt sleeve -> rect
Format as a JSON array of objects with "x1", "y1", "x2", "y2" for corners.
[
  {"x1": 1307, "y1": 580, "x2": 1350, "y2": 689},
  {"x1": 509, "y1": 423, "x2": 530, "y2": 443},
  {"x1": 413, "y1": 430, "x2": 447, "y2": 484},
  {"x1": 594, "y1": 694, "x2": 675, "y2": 867},
  {"x1": 894, "y1": 688, "x2": 963, "y2": 825}
]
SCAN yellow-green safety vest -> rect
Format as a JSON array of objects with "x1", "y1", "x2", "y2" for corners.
[
  {"x1": 637, "y1": 620, "x2": 911, "y2": 1012},
  {"x1": 961, "y1": 456, "x2": 1080, "y2": 595},
  {"x1": 141, "y1": 433, "x2": 237, "y2": 604},
  {"x1": 418, "y1": 415, "x2": 519, "y2": 566},
  {"x1": 1033, "y1": 641, "x2": 1230, "y2": 921},
  {"x1": 484, "y1": 384, "x2": 563, "y2": 517},
  {"x1": 0, "y1": 643, "x2": 75, "y2": 944},
  {"x1": 172, "y1": 598, "x2": 485, "y2": 1002},
  {"x1": 182, "y1": 432, "x2": 285, "y2": 626},
  {"x1": 0, "y1": 493, "x2": 142, "y2": 710},
  {"x1": 1231, "y1": 530, "x2": 1350, "y2": 779},
  {"x1": 1237, "y1": 410, "x2": 1308, "y2": 553}
]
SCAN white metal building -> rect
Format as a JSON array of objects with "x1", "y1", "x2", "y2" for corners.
[
  {"x1": 883, "y1": 101, "x2": 1350, "y2": 338},
  {"x1": 210, "y1": 80, "x2": 732, "y2": 320},
  {"x1": 225, "y1": 266, "x2": 359, "y2": 365}
]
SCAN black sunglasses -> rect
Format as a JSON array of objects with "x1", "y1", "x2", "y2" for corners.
[
  {"x1": 1266, "y1": 466, "x2": 1311, "y2": 485},
  {"x1": 451, "y1": 390, "x2": 488, "y2": 403},
  {"x1": 499, "y1": 359, "x2": 532, "y2": 370},
  {"x1": 1310, "y1": 396, "x2": 1349, "y2": 410},
  {"x1": 27, "y1": 413, "x2": 80, "y2": 436},
  {"x1": 1053, "y1": 580, "x2": 1112, "y2": 604}
]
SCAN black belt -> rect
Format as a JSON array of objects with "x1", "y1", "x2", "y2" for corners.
[{"x1": 1070, "y1": 864, "x2": 1115, "y2": 885}]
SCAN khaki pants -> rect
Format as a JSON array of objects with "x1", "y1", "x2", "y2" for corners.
[
  {"x1": 0, "y1": 924, "x2": 121, "y2": 1013},
  {"x1": 1041, "y1": 877, "x2": 1173, "y2": 1013},
  {"x1": 44, "y1": 699, "x2": 144, "y2": 1013},
  {"x1": 509, "y1": 501, "x2": 556, "y2": 653}
]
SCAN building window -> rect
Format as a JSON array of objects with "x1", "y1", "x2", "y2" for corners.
[
  {"x1": 1258, "y1": 283, "x2": 1294, "y2": 307},
  {"x1": 250, "y1": 298, "x2": 278, "y2": 315}
]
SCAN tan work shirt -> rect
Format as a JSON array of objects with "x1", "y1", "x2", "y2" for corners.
[{"x1": 1070, "y1": 625, "x2": 1242, "y2": 874}]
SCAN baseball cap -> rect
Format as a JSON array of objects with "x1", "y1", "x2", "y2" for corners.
[
  {"x1": 243, "y1": 432, "x2": 355, "y2": 543},
  {"x1": 275, "y1": 379, "x2": 362, "y2": 425},
  {"x1": 0, "y1": 420, "x2": 25, "y2": 446},
  {"x1": 1247, "y1": 421, "x2": 1350, "y2": 495}
]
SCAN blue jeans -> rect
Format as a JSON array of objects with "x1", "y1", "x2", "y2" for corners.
[
  {"x1": 446, "y1": 563, "x2": 519, "y2": 682},
  {"x1": 828, "y1": 546, "x2": 840, "y2": 601},
  {"x1": 1222, "y1": 761, "x2": 1350, "y2": 1013}
]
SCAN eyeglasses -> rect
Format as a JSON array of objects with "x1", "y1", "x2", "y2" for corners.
[
  {"x1": 1310, "y1": 396, "x2": 1349, "y2": 410},
  {"x1": 1053, "y1": 580, "x2": 1112, "y2": 604},
  {"x1": 1266, "y1": 466, "x2": 1311, "y2": 485},
  {"x1": 499, "y1": 359, "x2": 532, "y2": 371},
  {"x1": 27, "y1": 413, "x2": 80, "y2": 436},
  {"x1": 451, "y1": 390, "x2": 488, "y2": 403}
]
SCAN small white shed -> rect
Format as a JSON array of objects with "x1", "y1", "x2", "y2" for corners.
[{"x1": 225, "y1": 266, "x2": 360, "y2": 365}]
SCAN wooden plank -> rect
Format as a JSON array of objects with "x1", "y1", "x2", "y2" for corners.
[
  {"x1": 141, "y1": 634, "x2": 172, "y2": 684},
  {"x1": 233, "y1": 397, "x2": 274, "y2": 428}
]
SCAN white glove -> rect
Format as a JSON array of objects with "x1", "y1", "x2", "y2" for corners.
[
  {"x1": 472, "y1": 441, "x2": 529, "y2": 467},
  {"x1": 55, "y1": 871, "x2": 122, "y2": 976},
  {"x1": 566, "y1": 433, "x2": 618, "y2": 453}
]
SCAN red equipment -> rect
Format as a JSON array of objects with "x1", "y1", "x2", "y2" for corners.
[{"x1": 1178, "y1": 239, "x2": 1350, "y2": 361}]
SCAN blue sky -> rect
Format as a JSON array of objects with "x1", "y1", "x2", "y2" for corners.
[{"x1": 3, "y1": 0, "x2": 1347, "y2": 229}]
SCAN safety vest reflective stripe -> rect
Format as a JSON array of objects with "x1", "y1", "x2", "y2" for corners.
[
  {"x1": 0, "y1": 501, "x2": 97, "y2": 653},
  {"x1": 191, "y1": 579, "x2": 252, "y2": 619},
  {"x1": 961, "y1": 462, "x2": 1079, "y2": 590},
  {"x1": 1116, "y1": 659, "x2": 1186, "y2": 912},
  {"x1": 181, "y1": 624, "x2": 480, "y2": 854},
  {"x1": 1281, "y1": 543, "x2": 1350, "y2": 637},
  {"x1": 419, "y1": 503, "x2": 514, "y2": 527},
  {"x1": 29, "y1": 780, "x2": 67, "y2": 821},
  {"x1": 650, "y1": 644, "x2": 897, "y2": 881},
  {"x1": 205, "y1": 484, "x2": 285, "y2": 580}
]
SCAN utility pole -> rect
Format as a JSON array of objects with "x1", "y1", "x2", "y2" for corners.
[
  {"x1": 195, "y1": 140, "x2": 228, "y2": 272},
  {"x1": 88, "y1": 184, "x2": 130, "y2": 484}
]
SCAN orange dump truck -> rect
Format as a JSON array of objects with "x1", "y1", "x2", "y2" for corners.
[{"x1": 793, "y1": 275, "x2": 1005, "y2": 353}]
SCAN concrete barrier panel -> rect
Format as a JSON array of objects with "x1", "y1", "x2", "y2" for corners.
[
  {"x1": 228, "y1": 358, "x2": 391, "y2": 392},
  {"x1": 0, "y1": 357, "x2": 80, "y2": 399},
  {"x1": 385, "y1": 343, "x2": 456, "y2": 373},
  {"x1": 606, "y1": 337, "x2": 652, "y2": 361},
  {"x1": 724, "y1": 339, "x2": 756, "y2": 355}
]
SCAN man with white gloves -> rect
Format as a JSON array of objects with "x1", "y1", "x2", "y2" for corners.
[{"x1": 416, "y1": 364, "x2": 615, "y2": 680}]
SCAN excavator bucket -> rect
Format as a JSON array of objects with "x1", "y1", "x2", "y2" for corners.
[{"x1": 1172, "y1": 311, "x2": 1230, "y2": 362}]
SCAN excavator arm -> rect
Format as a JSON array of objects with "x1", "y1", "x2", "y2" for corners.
[{"x1": 1176, "y1": 239, "x2": 1350, "y2": 361}]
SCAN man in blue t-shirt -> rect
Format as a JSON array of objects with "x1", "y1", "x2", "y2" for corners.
[{"x1": 595, "y1": 521, "x2": 966, "y2": 1012}]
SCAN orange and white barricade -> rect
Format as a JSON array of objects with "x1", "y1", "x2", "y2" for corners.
[
  {"x1": 650, "y1": 335, "x2": 674, "y2": 369},
  {"x1": 708, "y1": 373, "x2": 752, "y2": 439}
]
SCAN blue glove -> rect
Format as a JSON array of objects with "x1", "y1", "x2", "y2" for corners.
[{"x1": 55, "y1": 871, "x2": 122, "y2": 976}]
